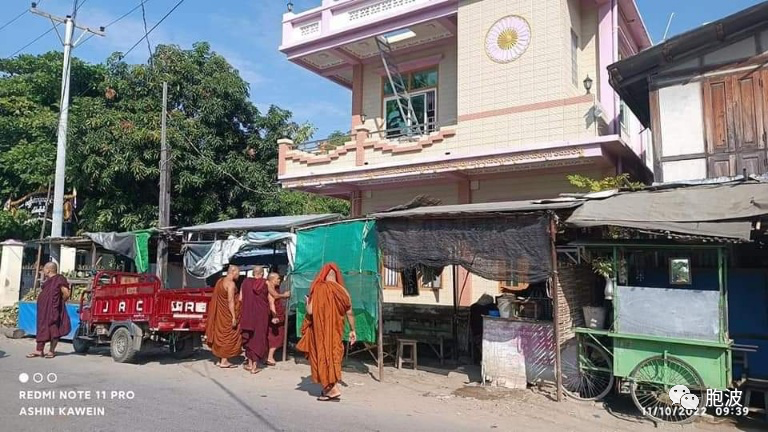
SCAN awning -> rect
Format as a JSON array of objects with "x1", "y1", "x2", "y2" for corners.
[
  {"x1": 371, "y1": 199, "x2": 582, "y2": 219},
  {"x1": 567, "y1": 182, "x2": 768, "y2": 240},
  {"x1": 180, "y1": 214, "x2": 341, "y2": 233}
]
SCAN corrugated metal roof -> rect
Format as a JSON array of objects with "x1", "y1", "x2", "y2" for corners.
[
  {"x1": 370, "y1": 199, "x2": 582, "y2": 219},
  {"x1": 180, "y1": 214, "x2": 342, "y2": 232}
]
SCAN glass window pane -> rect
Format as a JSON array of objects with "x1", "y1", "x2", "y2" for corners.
[
  {"x1": 409, "y1": 93, "x2": 426, "y2": 126},
  {"x1": 383, "y1": 81, "x2": 394, "y2": 96},
  {"x1": 385, "y1": 98, "x2": 406, "y2": 136},
  {"x1": 411, "y1": 69, "x2": 438, "y2": 90}
]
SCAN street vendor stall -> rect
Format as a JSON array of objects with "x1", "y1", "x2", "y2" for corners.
[
  {"x1": 371, "y1": 199, "x2": 583, "y2": 396},
  {"x1": 561, "y1": 179, "x2": 768, "y2": 424}
]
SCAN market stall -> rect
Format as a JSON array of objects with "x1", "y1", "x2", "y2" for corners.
[{"x1": 371, "y1": 199, "x2": 583, "y2": 397}]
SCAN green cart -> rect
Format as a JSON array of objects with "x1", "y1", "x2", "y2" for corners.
[{"x1": 562, "y1": 243, "x2": 732, "y2": 424}]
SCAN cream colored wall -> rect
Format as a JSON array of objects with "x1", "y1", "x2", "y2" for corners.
[
  {"x1": 471, "y1": 168, "x2": 608, "y2": 202},
  {"x1": 577, "y1": 2, "x2": 598, "y2": 98},
  {"x1": 283, "y1": 143, "x2": 358, "y2": 177},
  {"x1": 360, "y1": 43, "x2": 458, "y2": 135},
  {"x1": 360, "y1": 182, "x2": 458, "y2": 215}
]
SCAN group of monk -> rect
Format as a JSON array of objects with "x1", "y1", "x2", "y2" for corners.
[
  {"x1": 29, "y1": 260, "x2": 357, "y2": 402},
  {"x1": 205, "y1": 264, "x2": 290, "y2": 373},
  {"x1": 206, "y1": 262, "x2": 356, "y2": 401}
]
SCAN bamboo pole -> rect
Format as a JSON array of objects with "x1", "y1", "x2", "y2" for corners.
[
  {"x1": 549, "y1": 213, "x2": 563, "y2": 402},
  {"x1": 32, "y1": 184, "x2": 53, "y2": 296}
]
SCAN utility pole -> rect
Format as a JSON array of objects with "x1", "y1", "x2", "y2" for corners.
[
  {"x1": 30, "y1": 1, "x2": 105, "y2": 263},
  {"x1": 156, "y1": 82, "x2": 170, "y2": 286}
]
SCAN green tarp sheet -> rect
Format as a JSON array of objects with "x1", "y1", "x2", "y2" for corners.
[{"x1": 290, "y1": 220, "x2": 379, "y2": 343}]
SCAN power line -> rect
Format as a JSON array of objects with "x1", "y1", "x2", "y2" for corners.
[
  {"x1": 106, "y1": 0, "x2": 153, "y2": 29},
  {"x1": 120, "y1": 0, "x2": 185, "y2": 61},
  {"x1": 0, "y1": 9, "x2": 27, "y2": 33},
  {"x1": 7, "y1": 24, "x2": 60, "y2": 58},
  {"x1": 140, "y1": 1, "x2": 153, "y2": 66}
]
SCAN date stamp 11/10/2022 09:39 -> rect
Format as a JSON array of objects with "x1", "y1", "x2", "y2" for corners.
[{"x1": 642, "y1": 385, "x2": 750, "y2": 418}]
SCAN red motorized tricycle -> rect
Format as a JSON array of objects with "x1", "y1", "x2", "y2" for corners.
[{"x1": 74, "y1": 271, "x2": 212, "y2": 363}]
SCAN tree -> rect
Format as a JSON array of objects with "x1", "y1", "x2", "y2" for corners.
[
  {"x1": 567, "y1": 173, "x2": 644, "y2": 192},
  {"x1": 0, "y1": 43, "x2": 348, "y2": 236}
]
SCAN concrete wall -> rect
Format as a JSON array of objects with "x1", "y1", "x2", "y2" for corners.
[{"x1": 0, "y1": 241, "x2": 24, "y2": 307}]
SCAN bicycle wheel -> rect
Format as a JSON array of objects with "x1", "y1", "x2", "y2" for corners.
[
  {"x1": 562, "y1": 341, "x2": 614, "y2": 401},
  {"x1": 629, "y1": 355, "x2": 705, "y2": 424}
]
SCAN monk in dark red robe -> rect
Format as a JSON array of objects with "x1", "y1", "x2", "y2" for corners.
[
  {"x1": 266, "y1": 286, "x2": 286, "y2": 366},
  {"x1": 297, "y1": 263, "x2": 356, "y2": 401},
  {"x1": 241, "y1": 271, "x2": 289, "y2": 374},
  {"x1": 28, "y1": 262, "x2": 71, "y2": 359},
  {"x1": 205, "y1": 265, "x2": 242, "y2": 368}
]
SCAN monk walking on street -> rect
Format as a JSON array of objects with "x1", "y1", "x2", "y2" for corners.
[
  {"x1": 241, "y1": 270, "x2": 290, "y2": 374},
  {"x1": 297, "y1": 263, "x2": 356, "y2": 401},
  {"x1": 205, "y1": 265, "x2": 242, "y2": 368},
  {"x1": 27, "y1": 262, "x2": 71, "y2": 359}
]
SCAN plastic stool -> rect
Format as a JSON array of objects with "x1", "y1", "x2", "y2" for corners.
[{"x1": 397, "y1": 339, "x2": 418, "y2": 370}]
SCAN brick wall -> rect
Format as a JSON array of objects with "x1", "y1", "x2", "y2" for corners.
[{"x1": 556, "y1": 262, "x2": 599, "y2": 342}]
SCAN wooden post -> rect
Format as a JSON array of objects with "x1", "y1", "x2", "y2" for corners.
[
  {"x1": 32, "y1": 183, "x2": 53, "y2": 296},
  {"x1": 283, "y1": 229, "x2": 295, "y2": 363},
  {"x1": 378, "y1": 277, "x2": 384, "y2": 381},
  {"x1": 549, "y1": 213, "x2": 563, "y2": 402},
  {"x1": 156, "y1": 82, "x2": 170, "y2": 284},
  {"x1": 90, "y1": 242, "x2": 96, "y2": 268},
  {"x1": 452, "y1": 264, "x2": 459, "y2": 361}
]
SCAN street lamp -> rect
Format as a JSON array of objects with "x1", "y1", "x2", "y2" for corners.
[
  {"x1": 583, "y1": 75, "x2": 593, "y2": 95},
  {"x1": 287, "y1": 2, "x2": 293, "y2": 12}
]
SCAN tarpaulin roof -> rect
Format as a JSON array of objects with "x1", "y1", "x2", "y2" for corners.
[
  {"x1": 370, "y1": 199, "x2": 582, "y2": 219},
  {"x1": 567, "y1": 182, "x2": 768, "y2": 240},
  {"x1": 180, "y1": 214, "x2": 341, "y2": 233}
]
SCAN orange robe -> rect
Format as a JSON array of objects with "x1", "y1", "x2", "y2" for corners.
[
  {"x1": 296, "y1": 264, "x2": 352, "y2": 388},
  {"x1": 205, "y1": 278, "x2": 242, "y2": 358}
]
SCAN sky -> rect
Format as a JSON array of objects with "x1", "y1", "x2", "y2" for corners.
[{"x1": 0, "y1": 0, "x2": 764, "y2": 139}]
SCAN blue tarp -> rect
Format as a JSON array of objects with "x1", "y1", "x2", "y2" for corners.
[{"x1": 17, "y1": 301, "x2": 79, "y2": 341}]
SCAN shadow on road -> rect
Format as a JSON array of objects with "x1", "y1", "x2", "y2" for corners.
[
  {"x1": 296, "y1": 376, "x2": 322, "y2": 397},
  {"x1": 0, "y1": 350, "x2": 6, "y2": 359}
]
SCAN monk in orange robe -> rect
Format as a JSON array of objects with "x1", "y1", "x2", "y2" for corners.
[
  {"x1": 205, "y1": 265, "x2": 242, "y2": 368},
  {"x1": 296, "y1": 263, "x2": 356, "y2": 401}
]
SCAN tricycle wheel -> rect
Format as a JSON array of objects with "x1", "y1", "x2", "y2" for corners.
[
  {"x1": 110, "y1": 327, "x2": 138, "y2": 363},
  {"x1": 72, "y1": 325, "x2": 91, "y2": 354},
  {"x1": 170, "y1": 335, "x2": 195, "y2": 360},
  {"x1": 562, "y1": 341, "x2": 614, "y2": 401},
  {"x1": 629, "y1": 355, "x2": 705, "y2": 424}
]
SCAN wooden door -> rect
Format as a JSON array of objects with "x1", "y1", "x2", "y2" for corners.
[
  {"x1": 703, "y1": 70, "x2": 768, "y2": 178},
  {"x1": 708, "y1": 153, "x2": 735, "y2": 178}
]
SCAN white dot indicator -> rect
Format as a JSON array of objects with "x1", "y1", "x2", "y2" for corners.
[
  {"x1": 18, "y1": 373, "x2": 29, "y2": 383},
  {"x1": 32, "y1": 373, "x2": 43, "y2": 383},
  {"x1": 47, "y1": 373, "x2": 57, "y2": 383}
]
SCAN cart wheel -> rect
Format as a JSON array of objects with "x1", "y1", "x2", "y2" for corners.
[
  {"x1": 72, "y1": 325, "x2": 91, "y2": 354},
  {"x1": 629, "y1": 355, "x2": 705, "y2": 424},
  {"x1": 562, "y1": 341, "x2": 614, "y2": 401},
  {"x1": 110, "y1": 327, "x2": 138, "y2": 363}
]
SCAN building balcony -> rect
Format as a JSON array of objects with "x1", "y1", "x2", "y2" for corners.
[{"x1": 280, "y1": 0, "x2": 458, "y2": 87}]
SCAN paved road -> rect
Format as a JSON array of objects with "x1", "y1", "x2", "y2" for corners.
[{"x1": 0, "y1": 338, "x2": 500, "y2": 432}]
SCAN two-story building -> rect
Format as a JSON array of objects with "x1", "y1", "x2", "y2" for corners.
[
  {"x1": 277, "y1": 0, "x2": 652, "y2": 305},
  {"x1": 609, "y1": 2, "x2": 768, "y2": 182}
]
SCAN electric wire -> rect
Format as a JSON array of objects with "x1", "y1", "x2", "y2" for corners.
[{"x1": 119, "y1": 0, "x2": 185, "y2": 61}]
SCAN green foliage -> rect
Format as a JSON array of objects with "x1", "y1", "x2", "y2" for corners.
[
  {"x1": 0, "y1": 210, "x2": 38, "y2": 240},
  {"x1": 0, "y1": 44, "x2": 348, "y2": 235},
  {"x1": 591, "y1": 256, "x2": 614, "y2": 278},
  {"x1": 567, "y1": 173, "x2": 644, "y2": 192}
]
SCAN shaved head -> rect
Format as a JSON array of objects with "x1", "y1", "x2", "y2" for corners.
[
  {"x1": 43, "y1": 262, "x2": 58, "y2": 276},
  {"x1": 226, "y1": 265, "x2": 240, "y2": 279},
  {"x1": 267, "y1": 272, "x2": 282, "y2": 286},
  {"x1": 252, "y1": 265, "x2": 265, "y2": 278}
]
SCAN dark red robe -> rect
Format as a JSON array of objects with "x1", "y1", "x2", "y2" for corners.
[
  {"x1": 268, "y1": 297, "x2": 286, "y2": 349},
  {"x1": 36, "y1": 274, "x2": 71, "y2": 342},
  {"x1": 240, "y1": 278, "x2": 269, "y2": 362}
]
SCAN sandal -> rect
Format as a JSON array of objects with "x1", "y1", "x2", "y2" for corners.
[
  {"x1": 26, "y1": 352, "x2": 43, "y2": 358},
  {"x1": 265, "y1": 361, "x2": 277, "y2": 367},
  {"x1": 317, "y1": 395, "x2": 341, "y2": 402},
  {"x1": 44, "y1": 352, "x2": 55, "y2": 359},
  {"x1": 250, "y1": 367, "x2": 262, "y2": 375},
  {"x1": 217, "y1": 364, "x2": 238, "y2": 369}
]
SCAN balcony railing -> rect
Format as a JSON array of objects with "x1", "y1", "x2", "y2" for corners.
[
  {"x1": 293, "y1": 132, "x2": 355, "y2": 154},
  {"x1": 371, "y1": 119, "x2": 438, "y2": 141}
]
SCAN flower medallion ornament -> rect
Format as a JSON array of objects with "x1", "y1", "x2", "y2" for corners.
[{"x1": 485, "y1": 15, "x2": 531, "y2": 63}]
